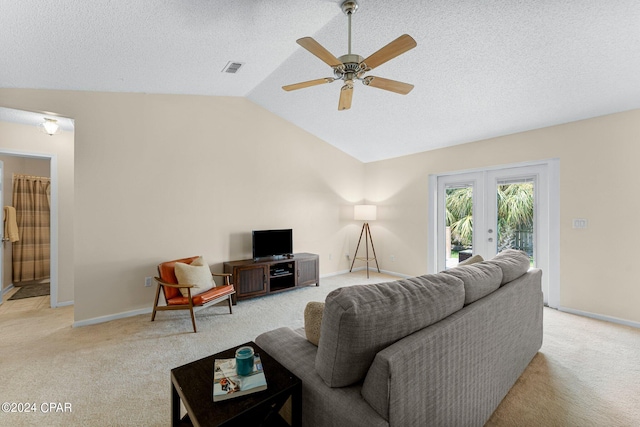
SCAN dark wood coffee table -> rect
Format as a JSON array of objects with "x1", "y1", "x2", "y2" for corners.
[{"x1": 171, "y1": 341, "x2": 301, "y2": 427}]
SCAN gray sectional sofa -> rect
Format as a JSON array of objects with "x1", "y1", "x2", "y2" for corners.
[{"x1": 256, "y1": 250, "x2": 543, "y2": 427}]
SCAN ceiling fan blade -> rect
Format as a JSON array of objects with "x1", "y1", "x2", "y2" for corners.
[
  {"x1": 297, "y1": 37, "x2": 343, "y2": 68},
  {"x1": 363, "y1": 76, "x2": 414, "y2": 95},
  {"x1": 361, "y1": 34, "x2": 417, "y2": 71},
  {"x1": 282, "y1": 77, "x2": 335, "y2": 92},
  {"x1": 338, "y1": 83, "x2": 354, "y2": 111}
]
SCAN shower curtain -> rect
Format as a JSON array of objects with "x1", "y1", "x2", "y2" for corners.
[{"x1": 12, "y1": 174, "x2": 51, "y2": 283}]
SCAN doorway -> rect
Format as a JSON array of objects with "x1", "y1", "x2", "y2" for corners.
[
  {"x1": 428, "y1": 160, "x2": 559, "y2": 307},
  {"x1": 0, "y1": 157, "x2": 52, "y2": 308},
  {"x1": 0, "y1": 107, "x2": 66, "y2": 310}
]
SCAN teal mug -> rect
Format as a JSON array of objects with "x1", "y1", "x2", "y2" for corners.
[{"x1": 235, "y1": 346, "x2": 255, "y2": 376}]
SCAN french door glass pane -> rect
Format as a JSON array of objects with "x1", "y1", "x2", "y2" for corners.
[
  {"x1": 445, "y1": 184, "x2": 473, "y2": 269},
  {"x1": 496, "y1": 179, "x2": 534, "y2": 266}
]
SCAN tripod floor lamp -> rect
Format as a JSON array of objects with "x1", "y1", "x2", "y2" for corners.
[{"x1": 350, "y1": 204, "x2": 380, "y2": 278}]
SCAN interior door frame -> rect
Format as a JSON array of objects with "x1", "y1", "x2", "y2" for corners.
[
  {"x1": 428, "y1": 159, "x2": 559, "y2": 308},
  {"x1": 0, "y1": 149, "x2": 58, "y2": 308}
]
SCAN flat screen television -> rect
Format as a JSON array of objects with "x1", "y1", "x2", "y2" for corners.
[{"x1": 252, "y1": 229, "x2": 293, "y2": 260}]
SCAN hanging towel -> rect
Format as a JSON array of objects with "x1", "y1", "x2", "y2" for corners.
[{"x1": 4, "y1": 206, "x2": 19, "y2": 242}]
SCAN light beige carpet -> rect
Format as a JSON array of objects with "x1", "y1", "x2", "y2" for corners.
[
  {"x1": 487, "y1": 307, "x2": 640, "y2": 426},
  {"x1": 1, "y1": 271, "x2": 639, "y2": 426}
]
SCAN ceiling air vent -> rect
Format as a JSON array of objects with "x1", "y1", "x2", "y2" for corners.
[{"x1": 222, "y1": 61, "x2": 244, "y2": 74}]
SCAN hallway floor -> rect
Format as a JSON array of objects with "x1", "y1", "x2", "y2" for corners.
[{"x1": 0, "y1": 286, "x2": 49, "y2": 314}]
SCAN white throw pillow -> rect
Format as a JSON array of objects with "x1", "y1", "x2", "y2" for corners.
[
  {"x1": 457, "y1": 254, "x2": 483, "y2": 266},
  {"x1": 174, "y1": 257, "x2": 215, "y2": 297}
]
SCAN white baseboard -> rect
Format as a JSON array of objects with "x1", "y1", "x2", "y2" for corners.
[
  {"x1": 56, "y1": 300, "x2": 74, "y2": 307},
  {"x1": 558, "y1": 306, "x2": 640, "y2": 329},
  {"x1": 325, "y1": 267, "x2": 408, "y2": 279},
  {"x1": 71, "y1": 270, "x2": 407, "y2": 328},
  {"x1": 320, "y1": 269, "x2": 352, "y2": 278},
  {"x1": 2, "y1": 284, "x2": 15, "y2": 296},
  {"x1": 73, "y1": 271, "x2": 358, "y2": 328},
  {"x1": 379, "y1": 269, "x2": 411, "y2": 278},
  {"x1": 73, "y1": 307, "x2": 152, "y2": 328}
]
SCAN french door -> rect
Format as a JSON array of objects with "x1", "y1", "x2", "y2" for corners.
[{"x1": 430, "y1": 161, "x2": 558, "y2": 307}]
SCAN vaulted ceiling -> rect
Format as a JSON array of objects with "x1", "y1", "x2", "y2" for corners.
[{"x1": 2, "y1": 0, "x2": 639, "y2": 162}]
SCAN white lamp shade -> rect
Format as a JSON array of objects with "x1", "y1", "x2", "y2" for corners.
[{"x1": 354, "y1": 204, "x2": 377, "y2": 221}]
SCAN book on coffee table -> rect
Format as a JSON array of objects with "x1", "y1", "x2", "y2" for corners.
[{"x1": 213, "y1": 354, "x2": 268, "y2": 402}]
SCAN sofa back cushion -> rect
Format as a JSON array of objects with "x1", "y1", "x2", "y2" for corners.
[
  {"x1": 315, "y1": 274, "x2": 465, "y2": 387},
  {"x1": 486, "y1": 249, "x2": 531, "y2": 285},
  {"x1": 442, "y1": 261, "x2": 503, "y2": 305}
]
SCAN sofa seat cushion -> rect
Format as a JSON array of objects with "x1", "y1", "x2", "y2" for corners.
[
  {"x1": 487, "y1": 249, "x2": 531, "y2": 285},
  {"x1": 315, "y1": 274, "x2": 465, "y2": 387},
  {"x1": 255, "y1": 327, "x2": 389, "y2": 427},
  {"x1": 442, "y1": 261, "x2": 503, "y2": 305},
  {"x1": 166, "y1": 284, "x2": 234, "y2": 306}
]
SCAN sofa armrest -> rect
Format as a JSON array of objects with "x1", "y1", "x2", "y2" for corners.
[
  {"x1": 256, "y1": 327, "x2": 388, "y2": 427},
  {"x1": 361, "y1": 269, "x2": 543, "y2": 427}
]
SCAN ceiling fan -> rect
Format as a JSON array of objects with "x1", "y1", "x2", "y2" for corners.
[{"x1": 282, "y1": 0, "x2": 417, "y2": 111}]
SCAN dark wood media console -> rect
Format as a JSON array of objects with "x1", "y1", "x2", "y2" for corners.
[{"x1": 224, "y1": 253, "x2": 319, "y2": 302}]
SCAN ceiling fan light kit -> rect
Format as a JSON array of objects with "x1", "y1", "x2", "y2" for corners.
[{"x1": 283, "y1": 0, "x2": 417, "y2": 111}]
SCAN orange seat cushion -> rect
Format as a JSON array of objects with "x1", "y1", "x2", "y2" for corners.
[{"x1": 166, "y1": 284, "x2": 235, "y2": 306}]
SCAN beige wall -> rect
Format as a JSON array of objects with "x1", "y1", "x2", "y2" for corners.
[
  {"x1": 364, "y1": 109, "x2": 640, "y2": 324},
  {"x1": 0, "y1": 89, "x2": 364, "y2": 323},
  {"x1": 0, "y1": 154, "x2": 50, "y2": 290},
  {"x1": 0, "y1": 120, "x2": 74, "y2": 304},
  {"x1": 2, "y1": 87, "x2": 637, "y2": 326}
]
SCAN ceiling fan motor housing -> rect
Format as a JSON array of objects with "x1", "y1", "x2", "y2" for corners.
[{"x1": 335, "y1": 54, "x2": 365, "y2": 80}]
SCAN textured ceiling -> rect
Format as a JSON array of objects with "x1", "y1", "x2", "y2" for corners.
[{"x1": 1, "y1": 0, "x2": 639, "y2": 162}]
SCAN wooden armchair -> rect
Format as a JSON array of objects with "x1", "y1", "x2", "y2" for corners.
[{"x1": 151, "y1": 256, "x2": 235, "y2": 332}]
